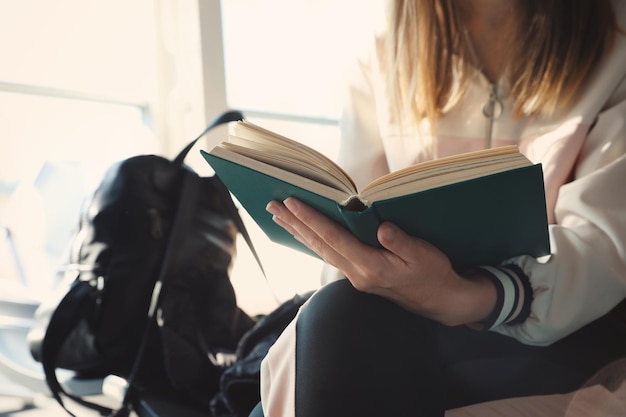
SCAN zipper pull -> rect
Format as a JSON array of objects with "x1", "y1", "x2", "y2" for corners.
[
  {"x1": 147, "y1": 208, "x2": 163, "y2": 239},
  {"x1": 482, "y1": 83, "x2": 503, "y2": 148}
]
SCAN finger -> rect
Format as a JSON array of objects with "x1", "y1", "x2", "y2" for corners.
[
  {"x1": 377, "y1": 221, "x2": 449, "y2": 268},
  {"x1": 267, "y1": 200, "x2": 350, "y2": 268},
  {"x1": 267, "y1": 202, "x2": 298, "y2": 236},
  {"x1": 282, "y1": 198, "x2": 382, "y2": 274},
  {"x1": 266, "y1": 200, "x2": 316, "y2": 244},
  {"x1": 281, "y1": 198, "x2": 355, "y2": 268}
]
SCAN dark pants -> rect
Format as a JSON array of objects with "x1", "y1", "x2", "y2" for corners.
[{"x1": 250, "y1": 279, "x2": 626, "y2": 417}]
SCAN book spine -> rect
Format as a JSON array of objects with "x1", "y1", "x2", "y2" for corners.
[{"x1": 338, "y1": 204, "x2": 382, "y2": 248}]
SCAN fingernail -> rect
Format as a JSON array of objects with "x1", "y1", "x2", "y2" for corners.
[
  {"x1": 283, "y1": 197, "x2": 300, "y2": 213},
  {"x1": 381, "y1": 223, "x2": 396, "y2": 241},
  {"x1": 266, "y1": 201, "x2": 280, "y2": 216}
]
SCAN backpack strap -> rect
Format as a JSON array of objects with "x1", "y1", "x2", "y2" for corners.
[
  {"x1": 173, "y1": 109, "x2": 269, "y2": 283},
  {"x1": 115, "y1": 110, "x2": 274, "y2": 416},
  {"x1": 113, "y1": 168, "x2": 200, "y2": 416},
  {"x1": 212, "y1": 173, "x2": 269, "y2": 281},
  {"x1": 173, "y1": 110, "x2": 244, "y2": 165},
  {"x1": 40, "y1": 278, "x2": 114, "y2": 416}
]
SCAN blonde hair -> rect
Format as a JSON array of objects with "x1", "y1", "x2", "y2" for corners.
[{"x1": 385, "y1": 0, "x2": 618, "y2": 129}]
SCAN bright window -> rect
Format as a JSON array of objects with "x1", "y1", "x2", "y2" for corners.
[
  {"x1": 0, "y1": 0, "x2": 158, "y2": 294},
  {"x1": 218, "y1": 0, "x2": 383, "y2": 311},
  {"x1": 0, "y1": 0, "x2": 384, "y2": 313},
  {"x1": 221, "y1": 0, "x2": 381, "y2": 120}
]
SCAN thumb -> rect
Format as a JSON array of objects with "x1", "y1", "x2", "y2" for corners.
[
  {"x1": 377, "y1": 222, "x2": 418, "y2": 260},
  {"x1": 378, "y1": 222, "x2": 442, "y2": 264}
]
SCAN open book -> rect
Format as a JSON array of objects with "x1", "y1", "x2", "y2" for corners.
[{"x1": 201, "y1": 121, "x2": 550, "y2": 266}]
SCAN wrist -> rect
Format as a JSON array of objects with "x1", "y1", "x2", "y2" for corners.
[
  {"x1": 463, "y1": 265, "x2": 534, "y2": 330},
  {"x1": 437, "y1": 272, "x2": 497, "y2": 327}
]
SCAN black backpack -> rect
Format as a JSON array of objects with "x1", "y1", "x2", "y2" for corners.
[
  {"x1": 27, "y1": 110, "x2": 265, "y2": 416},
  {"x1": 210, "y1": 291, "x2": 313, "y2": 417}
]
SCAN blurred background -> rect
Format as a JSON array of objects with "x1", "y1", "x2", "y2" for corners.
[
  {"x1": 0, "y1": 0, "x2": 381, "y2": 411},
  {"x1": 0, "y1": 0, "x2": 382, "y2": 310}
]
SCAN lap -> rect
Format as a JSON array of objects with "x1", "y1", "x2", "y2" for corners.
[
  {"x1": 295, "y1": 279, "x2": 445, "y2": 416},
  {"x1": 296, "y1": 279, "x2": 625, "y2": 410}
]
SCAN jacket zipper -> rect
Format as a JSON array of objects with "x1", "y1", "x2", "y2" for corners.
[{"x1": 482, "y1": 83, "x2": 503, "y2": 148}]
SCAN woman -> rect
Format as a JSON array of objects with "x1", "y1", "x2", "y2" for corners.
[{"x1": 253, "y1": 1, "x2": 626, "y2": 415}]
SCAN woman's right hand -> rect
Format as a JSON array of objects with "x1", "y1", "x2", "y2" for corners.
[{"x1": 267, "y1": 197, "x2": 497, "y2": 327}]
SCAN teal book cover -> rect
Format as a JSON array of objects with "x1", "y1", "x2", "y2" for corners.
[{"x1": 201, "y1": 150, "x2": 550, "y2": 267}]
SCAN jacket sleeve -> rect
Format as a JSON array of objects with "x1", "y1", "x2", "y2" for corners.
[{"x1": 492, "y1": 84, "x2": 626, "y2": 346}]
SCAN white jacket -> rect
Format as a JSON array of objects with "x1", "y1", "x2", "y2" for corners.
[{"x1": 338, "y1": 1, "x2": 626, "y2": 346}]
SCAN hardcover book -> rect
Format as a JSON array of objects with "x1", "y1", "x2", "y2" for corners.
[{"x1": 200, "y1": 120, "x2": 550, "y2": 266}]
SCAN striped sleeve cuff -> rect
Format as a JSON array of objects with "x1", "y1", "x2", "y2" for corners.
[{"x1": 474, "y1": 264, "x2": 533, "y2": 330}]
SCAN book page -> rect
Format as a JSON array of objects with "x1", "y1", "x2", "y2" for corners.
[
  {"x1": 231, "y1": 121, "x2": 357, "y2": 193},
  {"x1": 214, "y1": 121, "x2": 533, "y2": 207},
  {"x1": 360, "y1": 146, "x2": 531, "y2": 202},
  {"x1": 209, "y1": 146, "x2": 353, "y2": 204},
  {"x1": 219, "y1": 140, "x2": 354, "y2": 192}
]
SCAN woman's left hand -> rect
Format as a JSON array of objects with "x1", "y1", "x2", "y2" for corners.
[{"x1": 266, "y1": 197, "x2": 497, "y2": 326}]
